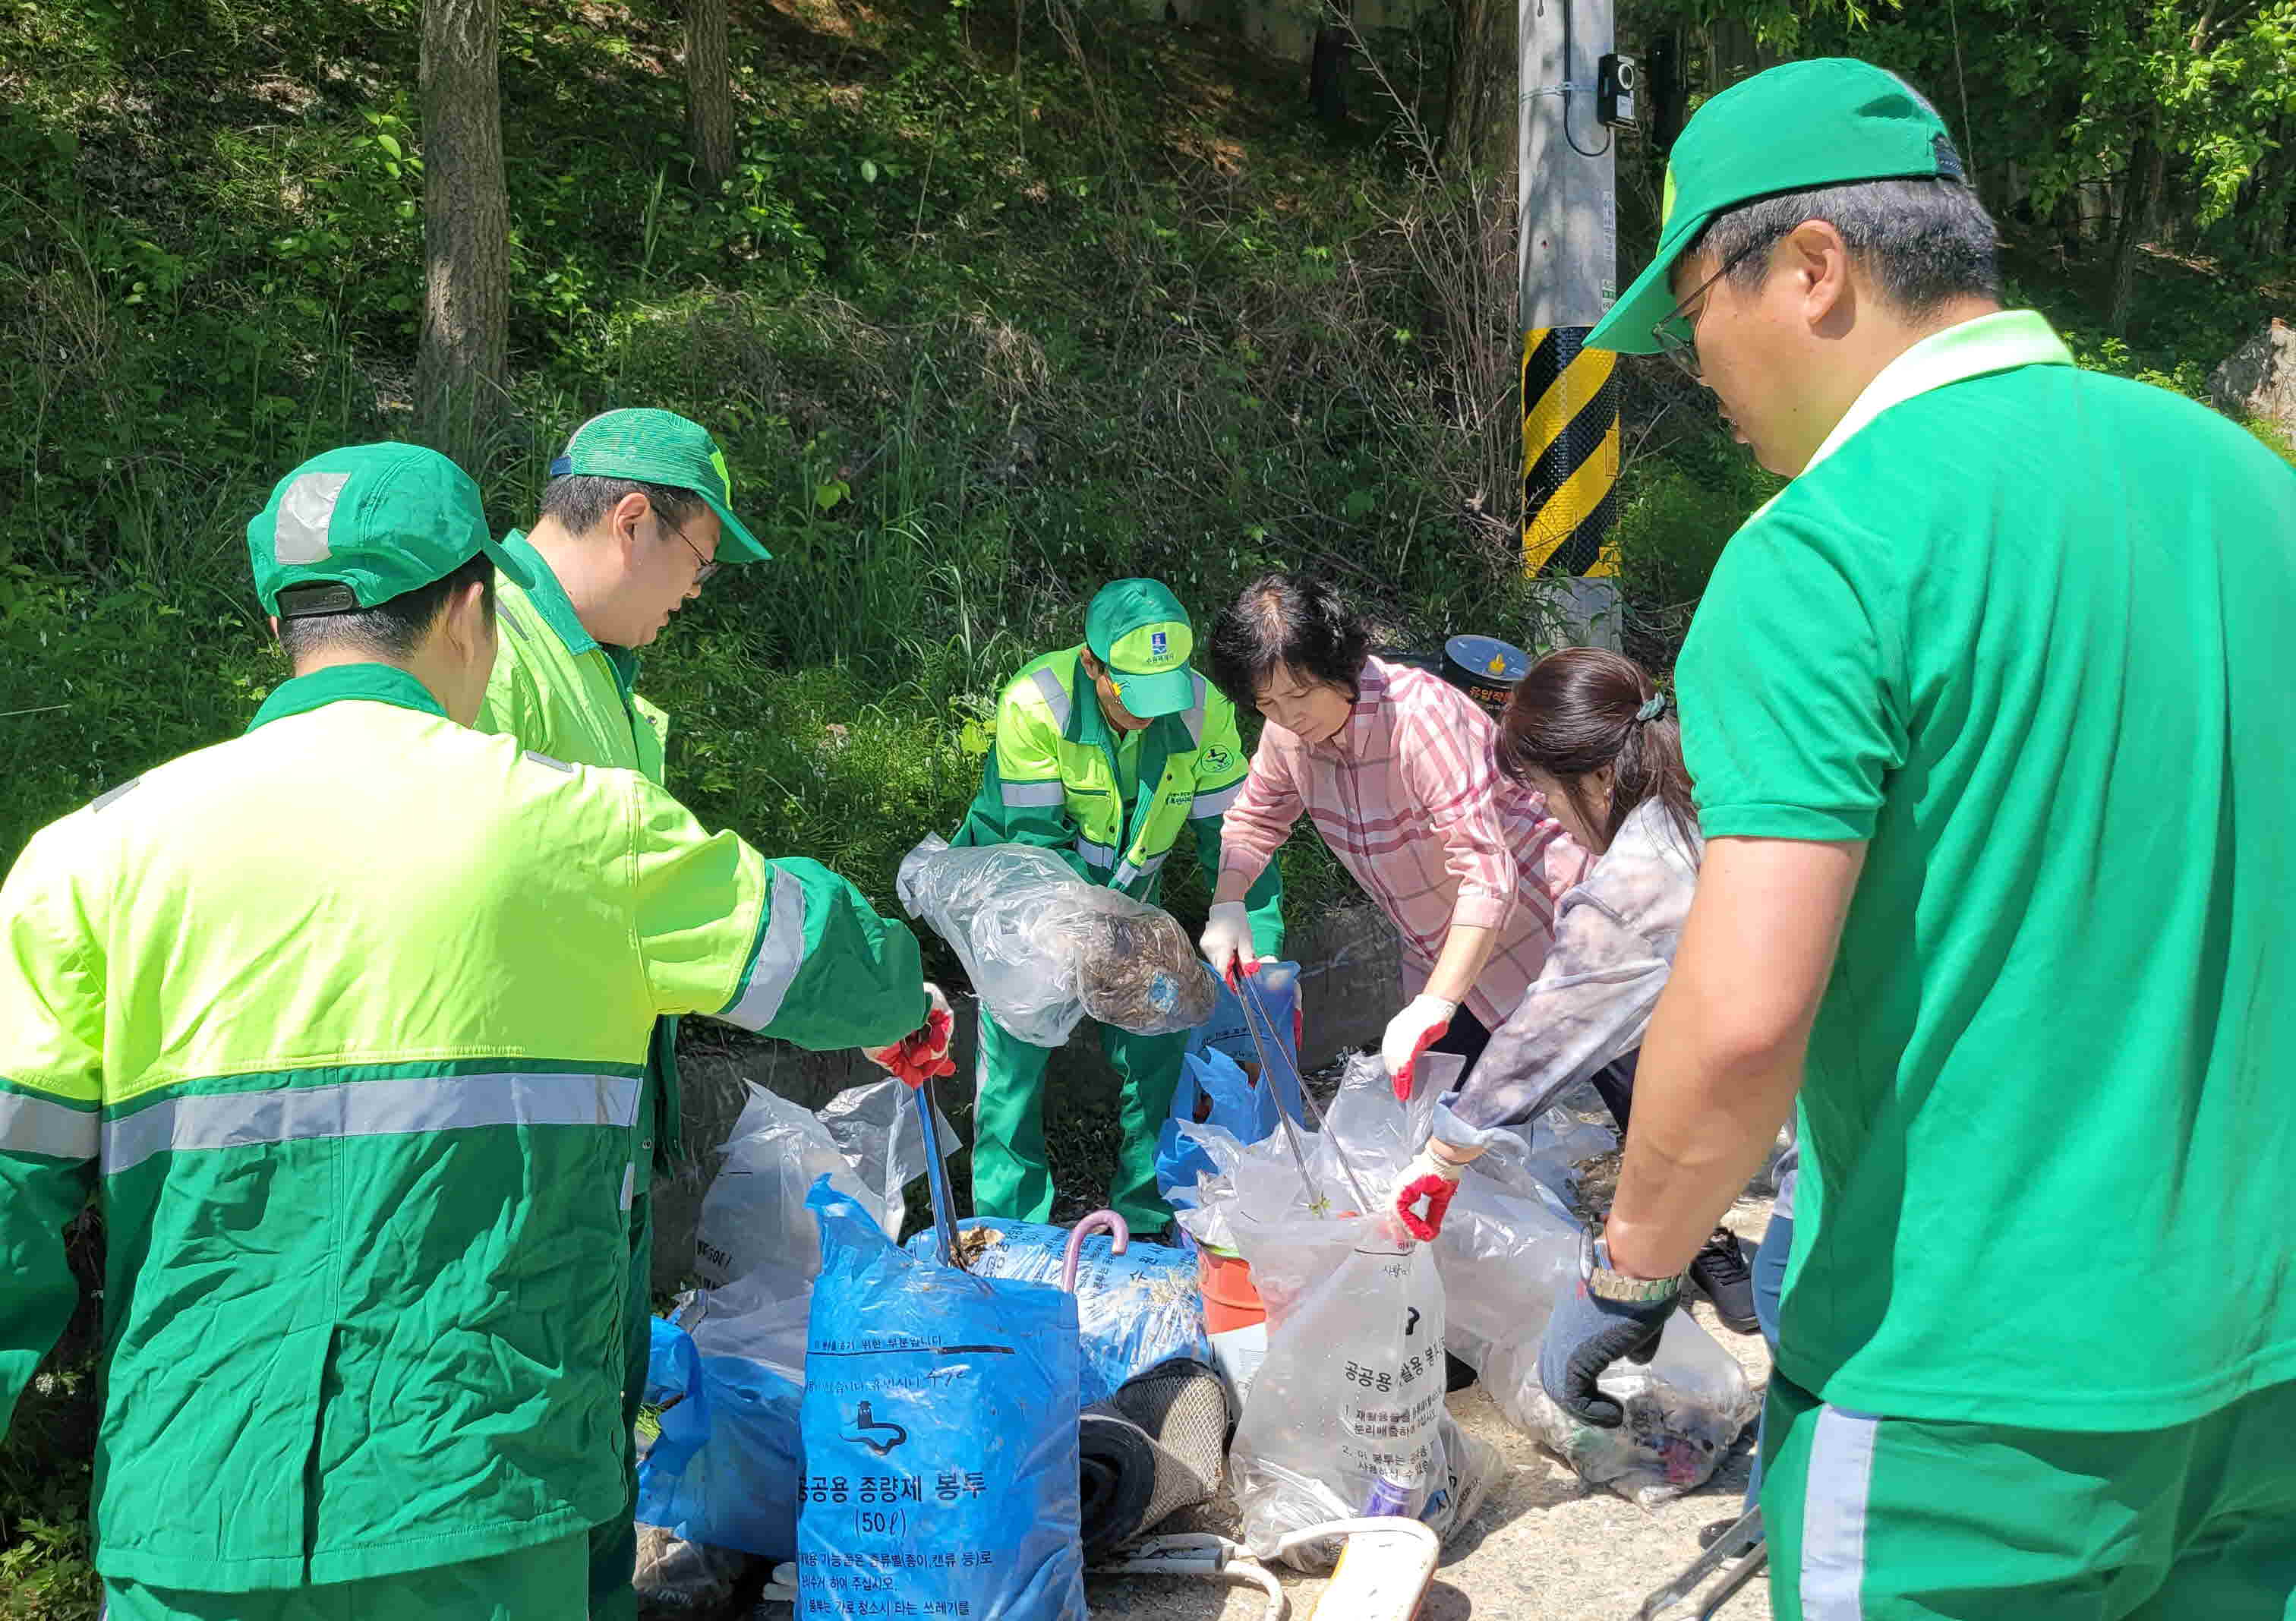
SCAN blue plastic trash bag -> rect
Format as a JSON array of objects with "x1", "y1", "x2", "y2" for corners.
[
  {"x1": 904, "y1": 1218, "x2": 1213, "y2": 1406},
  {"x1": 1156, "y1": 1047, "x2": 1281, "y2": 1209},
  {"x1": 1187, "y1": 959, "x2": 1304, "y2": 1119},
  {"x1": 800, "y1": 1178, "x2": 1086, "y2": 1619},
  {"x1": 636, "y1": 1309, "x2": 806, "y2": 1560}
]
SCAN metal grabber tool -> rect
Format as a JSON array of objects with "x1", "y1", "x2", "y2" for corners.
[
  {"x1": 1234, "y1": 973, "x2": 1371, "y2": 1216},
  {"x1": 911, "y1": 1071, "x2": 964, "y2": 1269},
  {"x1": 1638, "y1": 1505, "x2": 1766, "y2": 1620}
]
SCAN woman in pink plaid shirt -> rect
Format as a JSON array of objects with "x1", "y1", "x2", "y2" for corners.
[{"x1": 1199, "y1": 573, "x2": 1591, "y2": 1092}]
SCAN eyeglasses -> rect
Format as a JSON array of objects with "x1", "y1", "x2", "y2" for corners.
[
  {"x1": 655, "y1": 509, "x2": 718, "y2": 586},
  {"x1": 1650, "y1": 235, "x2": 1773, "y2": 381}
]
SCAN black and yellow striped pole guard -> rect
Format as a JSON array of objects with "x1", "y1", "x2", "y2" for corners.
[{"x1": 1521, "y1": 324, "x2": 1621, "y2": 577}]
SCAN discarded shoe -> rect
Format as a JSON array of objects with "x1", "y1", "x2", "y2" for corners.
[{"x1": 1687, "y1": 1227, "x2": 1758, "y2": 1334}]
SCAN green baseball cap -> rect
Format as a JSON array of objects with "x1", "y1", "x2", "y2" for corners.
[
  {"x1": 246, "y1": 443, "x2": 533, "y2": 618},
  {"x1": 1085, "y1": 578, "x2": 1197, "y2": 719},
  {"x1": 548, "y1": 407, "x2": 769, "y2": 563},
  {"x1": 1587, "y1": 58, "x2": 1962, "y2": 355}
]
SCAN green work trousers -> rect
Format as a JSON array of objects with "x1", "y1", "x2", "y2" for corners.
[
  {"x1": 1762, "y1": 1371, "x2": 2296, "y2": 1620},
  {"x1": 972, "y1": 1009, "x2": 1191, "y2": 1231},
  {"x1": 101, "y1": 1531, "x2": 588, "y2": 1619},
  {"x1": 586, "y1": 1188, "x2": 651, "y2": 1621}
]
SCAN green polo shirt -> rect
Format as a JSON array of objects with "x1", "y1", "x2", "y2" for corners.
[{"x1": 1677, "y1": 311, "x2": 2296, "y2": 1429}]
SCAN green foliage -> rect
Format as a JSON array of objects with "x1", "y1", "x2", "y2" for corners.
[{"x1": 0, "y1": 1359, "x2": 99, "y2": 1621}]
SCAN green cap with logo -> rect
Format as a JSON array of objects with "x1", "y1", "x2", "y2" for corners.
[
  {"x1": 247, "y1": 442, "x2": 534, "y2": 618},
  {"x1": 548, "y1": 407, "x2": 769, "y2": 563},
  {"x1": 1587, "y1": 58, "x2": 1963, "y2": 355},
  {"x1": 1085, "y1": 578, "x2": 1197, "y2": 719}
]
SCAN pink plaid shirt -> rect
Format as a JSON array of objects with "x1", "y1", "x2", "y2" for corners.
[{"x1": 1217, "y1": 657, "x2": 1590, "y2": 1029}]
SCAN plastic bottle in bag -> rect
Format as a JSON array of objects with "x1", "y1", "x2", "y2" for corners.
[{"x1": 1227, "y1": 1229, "x2": 1456, "y2": 1560}]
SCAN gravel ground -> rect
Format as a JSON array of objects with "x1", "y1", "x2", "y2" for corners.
[{"x1": 1080, "y1": 1197, "x2": 1777, "y2": 1621}]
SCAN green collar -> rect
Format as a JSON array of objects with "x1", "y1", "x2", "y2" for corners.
[
  {"x1": 500, "y1": 528, "x2": 644, "y2": 696},
  {"x1": 497, "y1": 529, "x2": 599, "y2": 658},
  {"x1": 1802, "y1": 310, "x2": 2074, "y2": 476},
  {"x1": 247, "y1": 663, "x2": 449, "y2": 733}
]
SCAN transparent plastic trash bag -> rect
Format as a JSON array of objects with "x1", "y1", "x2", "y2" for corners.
[
  {"x1": 691, "y1": 1077, "x2": 938, "y2": 1292},
  {"x1": 1200, "y1": 1055, "x2": 1501, "y2": 1569},
  {"x1": 897, "y1": 836, "x2": 1216, "y2": 1045}
]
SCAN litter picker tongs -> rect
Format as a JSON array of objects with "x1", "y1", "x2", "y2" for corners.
[
  {"x1": 1232, "y1": 972, "x2": 1371, "y2": 1217},
  {"x1": 912, "y1": 1072, "x2": 966, "y2": 1270}
]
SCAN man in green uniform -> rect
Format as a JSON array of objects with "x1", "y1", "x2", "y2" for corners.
[
  {"x1": 469, "y1": 406, "x2": 777, "y2": 1618},
  {"x1": 0, "y1": 443, "x2": 945, "y2": 1619},
  {"x1": 1535, "y1": 60, "x2": 2296, "y2": 1618},
  {"x1": 952, "y1": 579, "x2": 1283, "y2": 1232}
]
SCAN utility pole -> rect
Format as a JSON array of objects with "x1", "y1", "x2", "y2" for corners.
[{"x1": 1518, "y1": 0, "x2": 1622, "y2": 647}]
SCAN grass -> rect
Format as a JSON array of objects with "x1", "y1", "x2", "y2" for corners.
[{"x1": 5, "y1": 0, "x2": 2291, "y2": 1607}]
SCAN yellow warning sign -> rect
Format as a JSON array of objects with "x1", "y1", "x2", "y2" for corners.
[{"x1": 1521, "y1": 326, "x2": 1621, "y2": 576}]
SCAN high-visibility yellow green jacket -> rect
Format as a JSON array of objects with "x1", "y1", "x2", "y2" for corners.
[
  {"x1": 474, "y1": 532, "x2": 681, "y2": 1175},
  {"x1": 0, "y1": 664, "x2": 926, "y2": 1591},
  {"x1": 951, "y1": 646, "x2": 1284, "y2": 950}
]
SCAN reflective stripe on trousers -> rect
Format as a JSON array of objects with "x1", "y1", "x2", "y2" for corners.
[{"x1": 1800, "y1": 1405, "x2": 1881, "y2": 1619}]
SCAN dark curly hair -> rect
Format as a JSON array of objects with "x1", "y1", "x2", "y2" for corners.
[{"x1": 1205, "y1": 573, "x2": 1372, "y2": 710}]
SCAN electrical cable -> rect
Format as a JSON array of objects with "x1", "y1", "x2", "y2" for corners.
[{"x1": 1558, "y1": 0, "x2": 1612, "y2": 159}]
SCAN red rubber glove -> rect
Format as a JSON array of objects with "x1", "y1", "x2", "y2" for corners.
[
  {"x1": 865, "y1": 984, "x2": 957, "y2": 1088},
  {"x1": 1381, "y1": 995, "x2": 1456, "y2": 1101},
  {"x1": 1392, "y1": 1147, "x2": 1465, "y2": 1243}
]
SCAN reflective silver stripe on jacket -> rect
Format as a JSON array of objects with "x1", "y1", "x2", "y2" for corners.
[
  {"x1": 722, "y1": 867, "x2": 811, "y2": 1031},
  {"x1": 1074, "y1": 835, "x2": 1118, "y2": 870},
  {"x1": 1191, "y1": 779, "x2": 1244, "y2": 819},
  {"x1": 102, "y1": 1072, "x2": 642, "y2": 1178},
  {"x1": 1029, "y1": 667, "x2": 1072, "y2": 731},
  {"x1": 1109, "y1": 849, "x2": 1170, "y2": 891},
  {"x1": 1000, "y1": 779, "x2": 1066, "y2": 809},
  {"x1": 0, "y1": 1090, "x2": 99, "y2": 1162},
  {"x1": 1178, "y1": 677, "x2": 1207, "y2": 746}
]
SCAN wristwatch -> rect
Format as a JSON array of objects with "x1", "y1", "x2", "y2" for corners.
[{"x1": 1580, "y1": 1229, "x2": 1683, "y2": 1305}]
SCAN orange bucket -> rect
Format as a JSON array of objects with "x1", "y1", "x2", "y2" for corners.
[{"x1": 1197, "y1": 1245, "x2": 1266, "y2": 1335}]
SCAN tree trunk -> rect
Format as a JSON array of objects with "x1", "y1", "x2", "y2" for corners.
[
  {"x1": 686, "y1": 0, "x2": 736, "y2": 191},
  {"x1": 416, "y1": 0, "x2": 509, "y2": 471},
  {"x1": 2108, "y1": 132, "x2": 2164, "y2": 338},
  {"x1": 1433, "y1": 0, "x2": 1506, "y2": 170},
  {"x1": 1646, "y1": 29, "x2": 1687, "y2": 155},
  {"x1": 1307, "y1": 1, "x2": 1349, "y2": 127}
]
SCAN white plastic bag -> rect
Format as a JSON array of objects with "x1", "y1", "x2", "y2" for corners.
[
  {"x1": 897, "y1": 836, "x2": 1216, "y2": 1045},
  {"x1": 692, "y1": 1077, "x2": 936, "y2": 1291},
  {"x1": 1200, "y1": 1055, "x2": 1500, "y2": 1568},
  {"x1": 1430, "y1": 1118, "x2": 1761, "y2": 1508}
]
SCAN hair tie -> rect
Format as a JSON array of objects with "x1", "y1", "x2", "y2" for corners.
[{"x1": 1635, "y1": 692, "x2": 1668, "y2": 723}]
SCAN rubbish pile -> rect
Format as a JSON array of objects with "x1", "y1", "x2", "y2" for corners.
[
  {"x1": 1175, "y1": 1052, "x2": 1759, "y2": 1514},
  {"x1": 895, "y1": 836, "x2": 1216, "y2": 1045},
  {"x1": 633, "y1": 1003, "x2": 1758, "y2": 1616}
]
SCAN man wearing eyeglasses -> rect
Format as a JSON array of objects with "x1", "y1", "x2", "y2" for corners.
[
  {"x1": 477, "y1": 408, "x2": 800, "y2": 1621},
  {"x1": 1534, "y1": 58, "x2": 2296, "y2": 1619},
  {"x1": 479, "y1": 407, "x2": 755, "y2": 784}
]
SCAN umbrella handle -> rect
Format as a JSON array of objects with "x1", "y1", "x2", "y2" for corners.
[{"x1": 1062, "y1": 1209, "x2": 1131, "y2": 1293}]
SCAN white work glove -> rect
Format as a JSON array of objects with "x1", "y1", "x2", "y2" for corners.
[
  {"x1": 1381, "y1": 994, "x2": 1458, "y2": 1100},
  {"x1": 1199, "y1": 901, "x2": 1258, "y2": 988},
  {"x1": 1391, "y1": 1145, "x2": 1471, "y2": 1243},
  {"x1": 863, "y1": 982, "x2": 956, "y2": 1087}
]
